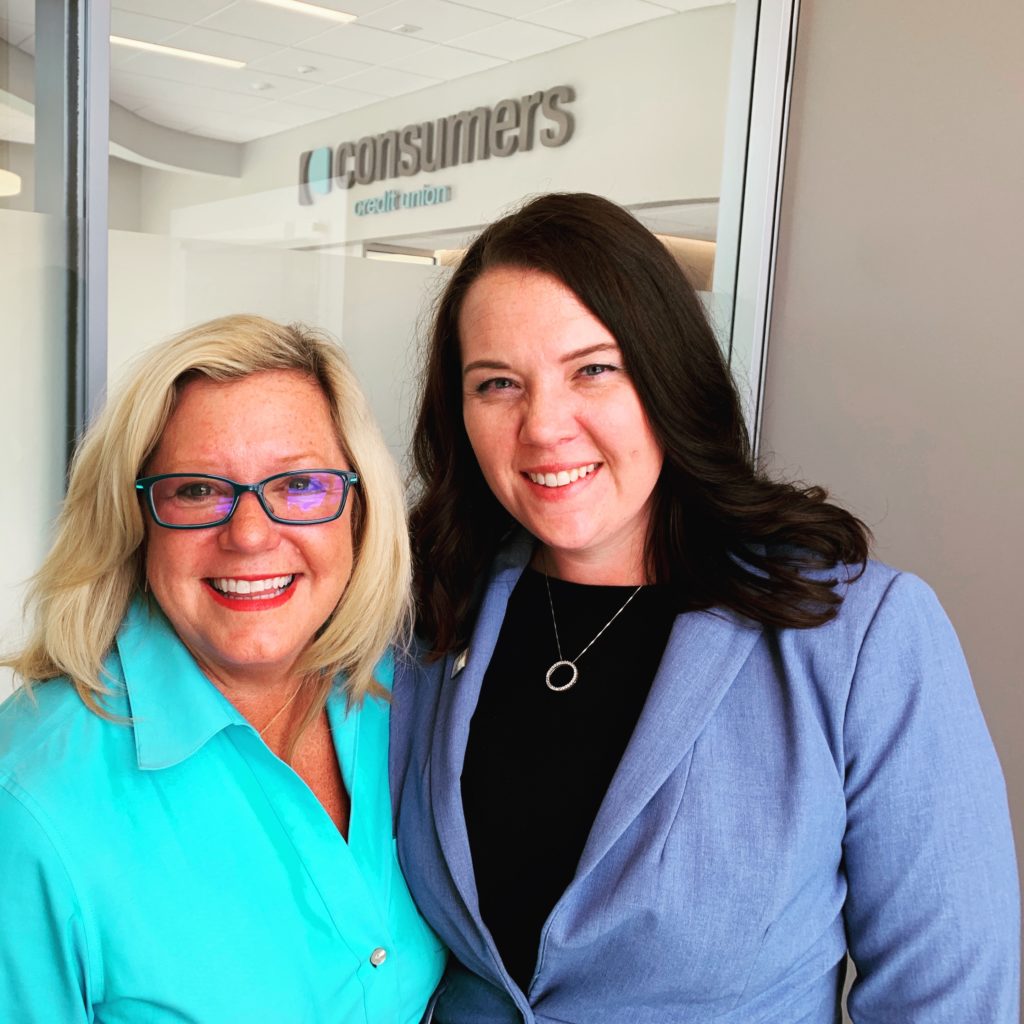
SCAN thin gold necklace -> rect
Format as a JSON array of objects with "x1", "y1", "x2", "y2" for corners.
[
  {"x1": 543, "y1": 572, "x2": 643, "y2": 692},
  {"x1": 258, "y1": 683, "x2": 303, "y2": 737}
]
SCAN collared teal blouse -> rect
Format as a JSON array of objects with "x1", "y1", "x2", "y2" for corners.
[{"x1": 0, "y1": 599, "x2": 446, "y2": 1023}]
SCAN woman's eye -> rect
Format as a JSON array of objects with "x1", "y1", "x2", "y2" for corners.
[
  {"x1": 476, "y1": 377, "x2": 516, "y2": 393},
  {"x1": 579, "y1": 363, "x2": 616, "y2": 378},
  {"x1": 286, "y1": 476, "x2": 315, "y2": 493},
  {"x1": 176, "y1": 483, "x2": 216, "y2": 501}
]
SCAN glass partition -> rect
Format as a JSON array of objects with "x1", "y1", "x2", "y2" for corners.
[
  {"x1": 100, "y1": 0, "x2": 766, "y2": 462},
  {"x1": 1, "y1": 0, "x2": 798, "y2": 696}
]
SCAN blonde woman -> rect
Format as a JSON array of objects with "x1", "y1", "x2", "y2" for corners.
[{"x1": 0, "y1": 315, "x2": 445, "y2": 1023}]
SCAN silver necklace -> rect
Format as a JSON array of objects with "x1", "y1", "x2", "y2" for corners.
[{"x1": 544, "y1": 573, "x2": 643, "y2": 692}]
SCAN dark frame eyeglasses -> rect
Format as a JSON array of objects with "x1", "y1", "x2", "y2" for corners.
[{"x1": 135, "y1": 469, "x2": 359, "y2": 529}]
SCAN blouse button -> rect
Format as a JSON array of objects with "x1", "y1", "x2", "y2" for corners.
[{"x1": 369, "y1": 947, "x2": 388, "y2": 967}]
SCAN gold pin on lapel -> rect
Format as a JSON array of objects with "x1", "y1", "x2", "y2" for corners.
[{"x1": 451, "y1": 649, "x2": 469, "y2": 678}]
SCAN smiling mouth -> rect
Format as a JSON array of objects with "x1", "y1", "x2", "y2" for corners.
[
  {"x1": 525, "y1": 463, "x2": 599, "y2": 488},
  {"x1": 207, "y1": 575, "x2": 295, "y2": 599}
]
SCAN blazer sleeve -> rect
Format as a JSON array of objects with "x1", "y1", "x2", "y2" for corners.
[
  {"x1": 841, "y1": 572, "x2": 1020, "y2": 1022},
  {"x1": 0, "y1": 784, "x2": 92, "y2": 1022}
]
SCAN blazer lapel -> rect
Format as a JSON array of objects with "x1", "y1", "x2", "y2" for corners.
[
  {"x1": 430, "y1": 552, "x2": 527, "y2": 945},
  {"x1": 574, "y1": 606, "x2": 763, "y2": 880}
]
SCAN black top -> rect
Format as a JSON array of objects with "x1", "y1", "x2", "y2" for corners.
[{"x1": 461, "y1": 567, "x2": 677, "y2": 992}]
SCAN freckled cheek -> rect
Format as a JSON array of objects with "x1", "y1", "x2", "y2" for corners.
[
  {"x1": 464, "y1": 419, "x2": 508, "y2": 473},
  {"x1": 146, "y1": 534, "x2": 215, "y2": 592}
]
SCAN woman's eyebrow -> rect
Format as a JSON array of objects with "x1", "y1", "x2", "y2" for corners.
[
  {"x1": 463, "y1": 359, "x2": 512, "y2": 376},
  {"x1": 560, "y1": 343, "x2": 619, "y2": 363},
  {"x1": 463, "y1": 344, "x2": 619, "y2": 377}
]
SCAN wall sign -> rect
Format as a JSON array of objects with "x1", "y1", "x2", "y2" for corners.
[
  {"x1": 354, "y1": 184, "x2": 453, "y2": 217},
  {"x1": 298, "y1": 85, "x2": 575, "y2": 206}
]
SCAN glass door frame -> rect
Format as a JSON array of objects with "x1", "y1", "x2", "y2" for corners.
[{"x1": 34, "y1": 0, "x2": 109, "y2": 461}]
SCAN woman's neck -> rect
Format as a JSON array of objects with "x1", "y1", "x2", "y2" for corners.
[
  {"x1": 189, "y1": 651, "x2": 308, "y2": 739},
  {"x1": 531, "y1": 542, "x2": 652, "y2": 587}
]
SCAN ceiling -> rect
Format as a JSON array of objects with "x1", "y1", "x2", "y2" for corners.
[{"x1": 0, "y1": 0, "x2": 730, "y2": 144}]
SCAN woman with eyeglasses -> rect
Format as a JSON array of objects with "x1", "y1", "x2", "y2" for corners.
[
  {"x1": 0, "y1": 315, "x2": 445, "y2": 1022},
  {"x1": 391, "y1": 193, "x2": 1019, "y2": 1022}
]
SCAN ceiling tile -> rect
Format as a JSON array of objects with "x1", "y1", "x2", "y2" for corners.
[
  {"x1": 337, "y1": 64, "x2": 439, "y2": 97},
  {"x1": 110, "y1": 70, "x2": 170, "y2": 109},
  {"x1": 113, "y1": 0, "x2": 235, "y2": 22},
  {"x1": 252, "y1": 99, "x2": 336, "y2": 125},
  {"x1": 246, "y1": 45, "x2": 369, "y2": 83},
  {"x1": 111, "y1": 47, "x2": 145, "y2": 69},
  {"x1": 649, "y1": 0, "x2": 733, "y2": 11},
  {"x1": 524, "y1": 0, "x2": 671, "y2": 37},
  {"x1": 300, "y1": 22, "x2": 432, "y2": 63},
  {"x1": 160, "y1": 24, "x2": 284, "y2": 62},
  {"x1": 115, "y1": 51, "x2": 312, "y2": 100},
  {"x1": 131, "y1": 101, "x2": 203, "y2": 133},
  {"x1": 305, "y1": 0, "x2": 396, "y2": 15},
  {"x1": 357, "y1": 0, "x2": 503, "y2": 43},
  {"x1": 234, "y1": 68, "x2": 320, "y2": 98},
  {"x1": 450, "y1": 18, "x2": 578, "y2": 60},
  {"x1": 113, "y1": 71, "x2": 276, "y2": 115},
  {"x1": 444, "y1": 0, "x2": 561, "y2": 15},
  {"x1": 198, "y1": 1, "x2": 332, "y2": 46},
  {"x1": 110, "y1": 9, "x2": 192, "y2": 44},
  {"x1": 390, "y1": 43, "x2": 505, "y2": 80},
  {"x1": 216, "y1": 122, "x2": 288, "y2": 142},
  {"x1": 287, "y1": 82, "x2": 384, "y2": 112}
]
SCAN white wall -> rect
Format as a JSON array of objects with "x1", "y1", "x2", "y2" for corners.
[
  {"x1": 0, "y1": 210, "x2": 68, "y2": 697},
  {"x1": 108, "y1": 156, "x2": 144, "y2": 231},
  {"x1": 108, "y1": 230, "x2": 444, "y2": 462},
  {"x1": 761, "y1": 1, "x2": 1023, "y2": 1012}
]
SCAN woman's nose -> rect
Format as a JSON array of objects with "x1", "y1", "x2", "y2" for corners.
[
  {"x1": 220, "y1": 492, "x2": 281, "y2": 552},
  {"x1": 519, "y1": 387, "x2": 578, "y2": 447}
]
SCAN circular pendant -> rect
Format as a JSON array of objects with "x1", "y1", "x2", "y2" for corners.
[{"x1": 545, "y1": 659, "x2": 578, "y2": 692}]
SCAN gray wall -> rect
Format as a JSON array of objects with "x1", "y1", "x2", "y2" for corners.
[{"x1": 761, "y1": 0, "x2": 1023, "y2": 1011}]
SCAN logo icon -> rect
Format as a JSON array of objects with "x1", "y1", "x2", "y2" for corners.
[{"x1": 298, "y1": 147, "x2": 332, "y2": 206}]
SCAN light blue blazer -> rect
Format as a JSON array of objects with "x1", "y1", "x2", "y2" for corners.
[{"x1": 391, "y1": 534, "x2": 1019, "y2": 1023}]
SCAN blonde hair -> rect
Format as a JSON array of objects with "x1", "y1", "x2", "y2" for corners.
[{"x1": 5, "y1": 314, "x2": 411, "y2": 738}]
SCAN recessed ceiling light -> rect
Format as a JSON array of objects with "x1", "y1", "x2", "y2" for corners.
[
  {"x1": 110, "y1": 35, "x2": 246, "y2": 68},
  {"x1": 251, "y1": 0, "x2": 357, "y2": 23},
  {"x1": 393, "y1": 23, "x2": 422, "y2": 34},
  {"x1": 296, "y1": 65, "x2": 317, "y2": 74},
  {"x1": 250, "y1": 81, "x2": 273, "y2": 91}
]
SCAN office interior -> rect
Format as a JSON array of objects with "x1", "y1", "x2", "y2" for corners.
[{"x1": 2, "y1": 1, "x2": 1022, "y2": 1017}]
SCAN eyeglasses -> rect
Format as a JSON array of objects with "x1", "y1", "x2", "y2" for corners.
[{"x1": 135, "y1": 469, "x2": 359, "y2": 529}]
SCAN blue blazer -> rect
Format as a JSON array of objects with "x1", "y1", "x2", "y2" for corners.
[{"x1": 392, "y1": 535, "x2": 1019, "y2": 1023}]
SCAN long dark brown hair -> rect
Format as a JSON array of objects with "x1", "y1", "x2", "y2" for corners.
[{"x1": 411, "y1": 193, "x2": 869, "y2": 655}]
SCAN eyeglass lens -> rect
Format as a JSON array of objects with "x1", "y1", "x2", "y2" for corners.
[{"x1": 149, "y1": 473, "x2": 347, "y2": 526}]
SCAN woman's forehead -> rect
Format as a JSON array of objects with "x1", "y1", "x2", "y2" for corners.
[
  {"x1": 152, "y1": 370, "x2": 343, "y2": 471},
  {"x1": 459, "y1": 269, "x2": 613, "y2": 355}
]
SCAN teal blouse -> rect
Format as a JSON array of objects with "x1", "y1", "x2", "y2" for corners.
[{"x1": 0, "y1": 599, "x2": 446, "y2": 1023}]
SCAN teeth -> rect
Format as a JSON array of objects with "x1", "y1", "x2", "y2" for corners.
[
  {"x1": 211, "y1": 575, "x2": 294, "y2": 597},
  {"x1": 528, "y1": 464, "x2": 597, "y2": 488}
]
